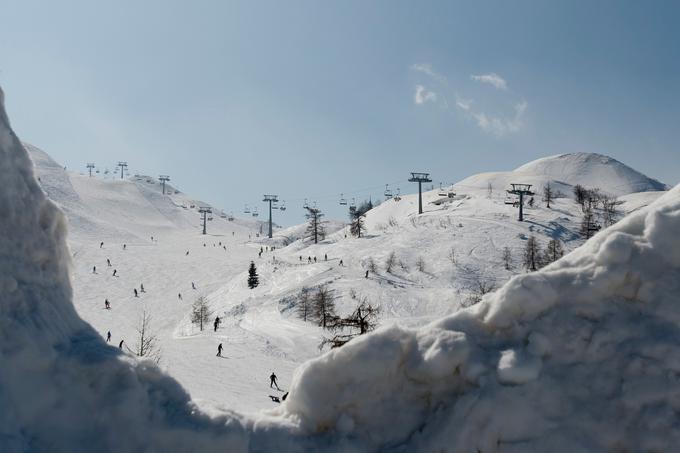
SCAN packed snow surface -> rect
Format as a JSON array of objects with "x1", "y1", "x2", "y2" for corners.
[{"x1": 2, "y1": 85, "x2": 680, "y2": 451}]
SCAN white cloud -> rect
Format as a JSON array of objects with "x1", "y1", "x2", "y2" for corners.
[
  {"x1": 469, "y1": 100, "x2": 527, "y2": 136},
  {"x1": 470, "y1": 73, "x2": 508, "y2": 90},
  {"x1": 455, "y1": 95, "x2": 472, "y2": 111},
  {"x1": 411, "y1": 63, "x2": 447, "y2": 83},
  {"x1": 414, "y1": 85, "x2": 437, "y2": 105}
]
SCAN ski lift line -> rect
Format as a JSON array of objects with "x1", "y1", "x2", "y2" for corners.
[{"x1": 282, "y1": 178, "x2": 410, "y2": 203}]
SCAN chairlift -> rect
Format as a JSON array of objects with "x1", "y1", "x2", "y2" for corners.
[
  {"x1": 438, "y1": 183, "x2": 448, "y2": 197},
  {"x1": 504, "y1": 195, "x2": 518, "y2": 206},
  {"x1": 303, "y1": 198, "x2": 309, "y2": 209},
  {"x1": 384, "y1": 184, "x2": 393, "y2": 199},
  {"x1": 220, "y1": 212, "x2": 227, "y2": 218},
  {"x1": 279, "y1": 201, "x2": 287, "y2": 211},
  {"x1": 350, "y1": 198, "x2": 356, "y2": 209},
  {"x1": 252, "y1": 207, "x2": 259, "y2": 217},
  {"x1": 339, "y1": 193, "x2": 347, "y2": 205},
  {"x1": 244, "y1": 204, "x2": 251, "y2": 214},
  {"x1": 394, "y1": 188, "x2": 402, "y2": 202}
]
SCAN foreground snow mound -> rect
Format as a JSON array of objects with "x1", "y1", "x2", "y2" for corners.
[{"x1": 282, "y1": 184, "x2": 680, "y2": 451}]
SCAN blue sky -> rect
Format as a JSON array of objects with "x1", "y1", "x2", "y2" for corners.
[{"x1": 1, "y1": 0, "x2": 678, "y2": 224}]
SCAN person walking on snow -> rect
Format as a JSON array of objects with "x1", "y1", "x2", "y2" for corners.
[
  {"x1": 217, "y1": 343, "x2": 223, "y2": 357},
  {"x1": 105, "y1": 299, "x2": 111, "y2": 309},
  {"x1": 270, "y1": 372, "x2": 280, "y2": 390},
  {"x1": 106, "y1": 331, "x2": 111, "y2": 342}
]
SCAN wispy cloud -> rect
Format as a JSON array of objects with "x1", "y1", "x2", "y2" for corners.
[
  {"x1": 411, "y1": 63, "x2": 447, "y2": 84},
  {"x1": 470, "y1": 73, "x2": 507, "y2": 90},
  {"x1": 466, "y1": 100, "x2": 527, "y2": 136},
  {"x1": 414, "y1": 85, "x2": 437, "y2": 105},
  {"x1": 455, "y1": 95, "x2": 473, "y2": 111}
]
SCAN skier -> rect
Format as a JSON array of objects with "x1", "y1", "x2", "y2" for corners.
[
  {"x1": 258, "y1": 251, "x2": 262, "y2": 258},
  {"x1": 140, "y1": 283, "x2": 145, "y2": 293},
  {"x1": 134, "y1": 288, "x2": 138, "y2": 297},
  {"x1": 100, "y1": 241, "x2": 104, "y2": 249},
  {"x1": 270, "y1": 372, "x2": 280, "y2": 390},
  {"x1": 123, "y1": 244, "x2": 126, "y2": 250},
  {"x1": 105, "y1": 299, "x2": 111, "y2": 309},
  {"x1": 365, "y1": 270, "x2": 369, "y2": 278},
  {"x1": 217, "y1": 343, "x2": 223, "y2": 357},
  {"x1": 324, "y1": 254, "x2": 327, "y2": 261},
  {"x1": 299, "y1": 256, "x2": 302, "y2": 262},
  {"x1": 106, "y1": 258, "x2": 111, "y2": 267},
  {"x1": 186, "y1": 250, "x2": 190, "y2": 256},
  {"x1": 192, "y1": 282, "x2": 196, "y2": 290},
  {"x1": 106, "y1": 331, "x2": 111, "y2": 342},
  {"x1": 112, "y1": 269, "x2": 117, "y2": 277},
  {"x1": 213, "y1": 316, "x2": 220, "y2": 332},
  {"x1": 314, "y1": 256, "x2": 317, "y2": 263},
  {"x1": 118, "y1": 340, "x2": 124, "y2": 349},
  {"x1": 178, "y1": 293, "x2": 182, "y2": 300},
  {"x1": 92, "y1": 266, "x2": 97, "y2": 274},
  {"x1": 339, "y1": 259, "x2": 344, "y2": 266}
]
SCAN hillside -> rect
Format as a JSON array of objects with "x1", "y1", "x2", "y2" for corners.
[{"x1": 3, "y1": 84, "x2": 680, "y2": 451}]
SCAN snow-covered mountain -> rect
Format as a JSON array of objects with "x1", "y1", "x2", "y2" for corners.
[
  {"x1": 457, "y1": 152, "x2": 669, "y2": 196},
  {"x1": 3, "y1": 85, "x2": 680, "y2": 451}
]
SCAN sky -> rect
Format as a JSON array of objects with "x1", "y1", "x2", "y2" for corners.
[{"x1": 1, "y1": 0, "x2": 678, "y2": 225}]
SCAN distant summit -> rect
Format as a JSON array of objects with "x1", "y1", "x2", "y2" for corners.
[{"x1": 456, "y1": 152, "x2": 668, "y2": 196}]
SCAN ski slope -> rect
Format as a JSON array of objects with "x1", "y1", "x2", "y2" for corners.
[{"x1": 3, "y1": 84, "x2": 680, "y2": 451}]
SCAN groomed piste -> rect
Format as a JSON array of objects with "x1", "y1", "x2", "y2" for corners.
[{"x1": 1, "y1": 85, "x2": 680, "y2": 452}]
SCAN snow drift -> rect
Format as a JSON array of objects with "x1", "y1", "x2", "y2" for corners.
[{"x1": 2, "y1": 84, "x2": 680, "y2": 452}]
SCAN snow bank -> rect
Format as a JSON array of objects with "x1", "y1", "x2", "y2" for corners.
[{"x1": 281, "y1": 184, "x2": 680, "y2": 451}]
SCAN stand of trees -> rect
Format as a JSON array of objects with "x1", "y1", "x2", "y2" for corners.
[
  {"x1": 523, "y1": 236, "x2": 565, "y2": 271},
  {"x1": 573, "y1": 184, "x2": 622, "y2": 237}
]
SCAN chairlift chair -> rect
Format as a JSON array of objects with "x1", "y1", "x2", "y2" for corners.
[
  {"x1": 228, "y1": 211, "x2": 234, "y2": 221},
  {"x1": 303, "y1": 198, "x2": 309, "y2": 209},
  {"x1": 394, "y1": 188, "x2": 402, "y2": 202},
  {"x1": 384, "y1": 184, "x2": 393, "y2": 199},
  {"x1": 339, "y1": 193, "x2": 347, "y2": 205},
  {"x1": 252, "y1": 207, "x2": 259, "y2": 217},
  {"x1": 438, "y1": 183, "x2": 448, "y2": 197},
  {"x1": 244, "y1": 204, "x2": 251, "y2": 214},
  {"x1": 279, "y1": 201, "x2": 287, "y2": 211},
  {"x1": 350, "y1": 198, "x2": 356, "y2": 209}
]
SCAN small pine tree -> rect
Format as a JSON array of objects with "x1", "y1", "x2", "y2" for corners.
[
  {"x1": 543, "y1": 239, "x2": 564, "y2": 264},
  {"x1": 191, "y1": 296, "x2": 212, "y2": 331},
  {"x1": 305, "y1": 207, "x2": 326, "y2": 244},
  {"x1": 543, "y1": 183, "x2": 553, "y2": 208},
  {"x1": 502, "y1": 246, "x2": 512, "y2": 270},
  {"x1": 523, "y1": 236, "x2": 541, "y2": 271},
  {"x1": 247, "y1": 261, "x2": 259, "y2": 289}
]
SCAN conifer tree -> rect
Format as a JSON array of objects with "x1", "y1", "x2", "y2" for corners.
[{"x1": 247, "y1": 261, "x2": 259, "y2": 289}]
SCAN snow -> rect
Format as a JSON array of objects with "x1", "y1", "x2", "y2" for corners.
[{"x1": 2, "y1": 83, "x2": 680, "y2": 451}]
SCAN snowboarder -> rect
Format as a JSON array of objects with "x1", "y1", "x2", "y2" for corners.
[
  {"x1": 134, "y1": 288, "x2": 138, "y2": 297},
  {"x1": 92, "y1": 266, "x2": 97, "y2": 274},
  {"x1": 100, "y1": 241, "x2": 104, "y2": 249},
  {"x1": 217, "y1": 343, "x2": 223, "y2": 357},
  {"x1": 270, "y1": 372, "x2": 280, "y2": 390},
  {"x1": 365, "y1": 270, "x2": 369, "y2": 278},
  {"x1": 178, "y1": 293, "x2": 182, "y2": 300},
  {"x1": 140, "y1": 283, "x2": 145, "y2": 293},
  {"x1": 118, "y1": 340, "x2": 124, "y2": 349},
  {"x1": 106, "y1": 331, "x2": 111, "y2": 342},
  {"x1": 192, "y1": 282, "x2": 196, "y2": 290},
  {"x1": 112, "y1": 269, "x2": 117, "y2": 277},
  {"x1": 105, "y1": 299, "x2": 111, "y2": 309},
  {"x1": 106, "y1": 258, "x2": 111, "y2": 267}
]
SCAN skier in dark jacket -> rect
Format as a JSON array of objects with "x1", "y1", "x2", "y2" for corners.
[
  {"x1": 217, "y1": 343, "x2": 223, "y2": 357},
  {"x1": 270, "y1": 372, "x2": 280, "y2": 390},
  {"x1": 192, "y1": 282, "x2": 196, "y2": 290},
  {"x1": 140, "y1": 283, "x2": 145, "y2": 293},
  {"x1": 134, "y1": 288, "x2": 138, "y2": 297},
  {"x1": 92, "y1": 266, "x2": 97, "y2": 274},
  {"x1": 105, "y1": 299, "x2": 111, "y2": 309},
  {"x1": 100, "y1": 241, "x2": 104, "y2": 249},
  {"x1": 214, "y1": 316, "x2": 221, "y2": 332},
  {"x1": 106, "y1": 331, "x2": 111, "y2": 342},
  {"x1": 106, "y1": 258, "x2": 111, "y2": 267},
  {"x1": 113, "y1": 269, "x2": 117, "y2": 277},
  {"x1": 119, "y1": 340, "x2": 124, "y2": 349}
]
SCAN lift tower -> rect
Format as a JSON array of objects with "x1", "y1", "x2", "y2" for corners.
[
  {"x1": 86, "y1": 163, "x2": 95, "y2": 177},
  {"x1": 506, "y1": 184, "x2": 535, "y2": 221},
  {"x1": 159, "y1": 175, "x2": 170, "y2": 194},
  {"x1": 117, "y1": 162, "x2": 128, "y2": 180},
  {"x1": 408, "y1": 172, "x2": 432, "y2": 215},
  {"x1": 198, "y1": 207, "x2": 212, "y2": 235},
  {"x1": 262, "y1": 194, "x2": 279, "y2": 239}
]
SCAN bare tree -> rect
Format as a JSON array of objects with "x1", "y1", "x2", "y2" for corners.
[
  {"x1": 448, "y1": 248, "x2": 457, "y2": 266},
  {"x1": 350, "y1": 213, "x2": 365, "y2": 238},
  {"x1": 601, "y1": 196, "x2": 621, "y2": 227},
  {"x1": 580, "y1": 205, "x2": 599, "y2": 239},
  {"x1": 543, "y1": 183, "x2": 554, "y2": 208},
  {"x1": 133, "y1": 310, "x2": 161, "y2": 363},
  {"x1": 502, "y1": 246, "x2": 512, "y2": 270},
  {"x1": 463, "y1": 277, "x2": 496, "y2": 307},
  {"x1": 543, "y1": 239, "x2": 564, "y2": 264},
  {"x1": 366, "y1": 257, "x2": 377, "y2": 273},
  {"x1": 320, "y1": 297, "x2": 380, "y2": 349},
  {"x1": 305, "y1": 206, "x2": 326, "y2": 244},
  {"x1": 313, "y1": 286, "x2": 337, "y2": 328},
  {"x1": 191, "y1": 296, "x2": 212, "y2": 331},
  {"x1": 296, "y1": 287, "x2": 313, "y2": 322},
  {"x1": 384, "y1": 251, "x2": 397, "y2": 273},
  {"x1": 573, "y1": 184, "x2": 588, "y2": 208},
  {"x1": 415, "y1": 256, "x2": 426, "y2": 272},
  {"x1": 487, "y1": 182, "x2": 493, "y2": 199},
  {"x1": 523, "y1": 235, "x2": 541, "y2": 271}
]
